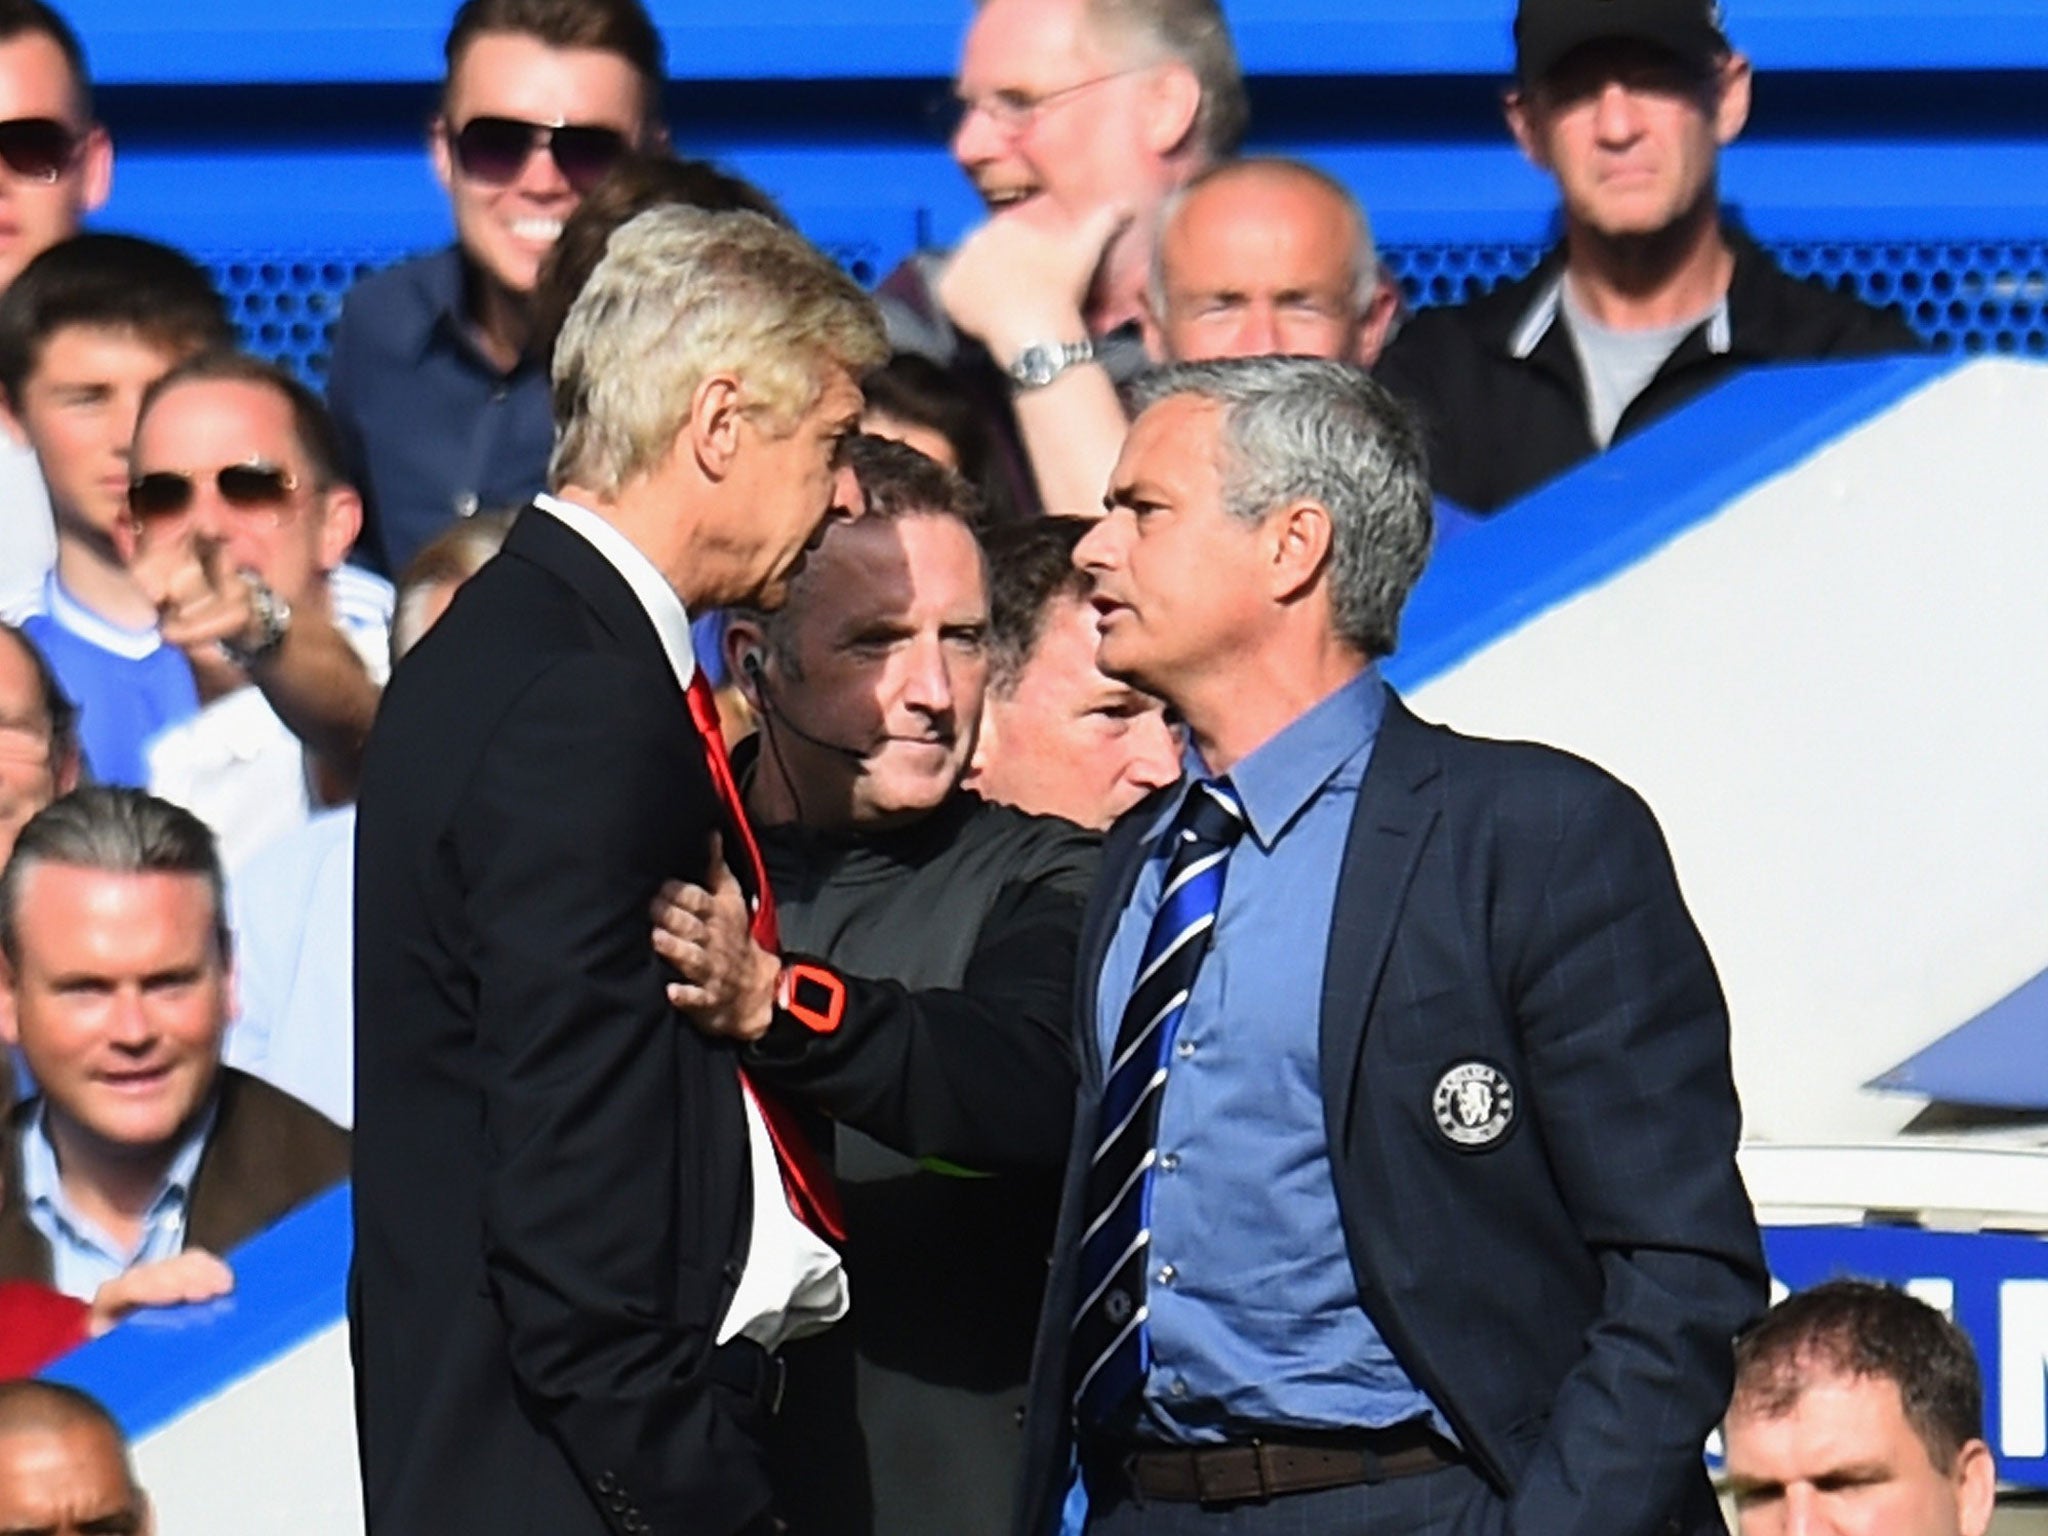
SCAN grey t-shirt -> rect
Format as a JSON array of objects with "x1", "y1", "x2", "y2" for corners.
[{"x1": 1562, "y1": 280, "x2": 1727, "y2": 447}]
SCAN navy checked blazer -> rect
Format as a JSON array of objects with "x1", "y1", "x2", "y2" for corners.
[{"x1": 1015, "y1": 690, "x2": 1768, "y2": 1536}]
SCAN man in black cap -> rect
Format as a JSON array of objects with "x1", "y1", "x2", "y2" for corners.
[{"x1": 1377, "y1": 0, "x2": 1919, "y2": 514}]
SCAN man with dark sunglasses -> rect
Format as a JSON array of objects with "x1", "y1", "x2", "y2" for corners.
[
  {"x1": 325, "y1": 0, "x2": 663, "y2": 579},
  {"x1": 0, "y1": 0, "x2": 111, "y2": 620},
  {"x1": 123, "y1": 352, "x2": 392, "y2": 871}
]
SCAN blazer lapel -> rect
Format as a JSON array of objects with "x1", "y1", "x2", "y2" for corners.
[
  {"x1": 504, "y1": 503, "x2": 680, "y2": 680},
  {"x1": 1320, "y1": 694, "x2": 1442, "y2": 1144}
]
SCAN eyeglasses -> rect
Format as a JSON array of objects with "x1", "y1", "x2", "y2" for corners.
[
  {"x1": 447, "y1": 116, "x2": 631, "y2": 194},
  {"x1": 937, "y1": 67, "x2": 1152, "y2": 141},
  {"x1": 0, "y1": 117, "x2": 84, "y2": 184},
  {"x1": 128, "y1": 462, "x2": 302, "y2": 522}
]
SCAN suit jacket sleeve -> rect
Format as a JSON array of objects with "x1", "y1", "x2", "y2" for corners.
[
  {"x1": 455, "y1": 656, "x2": 770, "y2": 1535},
  {"x1": 741, "y1": 845, "x2": 1095, "y2": 1173},
  {"x1": 1499, "y1": 771, "x2": 1767, "y2": 1536}
]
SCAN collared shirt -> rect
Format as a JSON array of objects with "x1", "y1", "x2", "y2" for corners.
[
  {"x1": 146, "y1": 564, "x2": 394, "y2": 872},
  {"x1": 14, "y1": 570, "x2": 199, "y2": 788},
  {"x1": 1096, "y1": 665, "x2": 1448, "y2": 1442},
  {"x1": 326, "y1": 247, "x2": 555, "y2": 576},
  {"x1": 531, "y1": 493, "x2": 849, "y2": 1353},
  {"x1": 20, "y1": 1098, "x2": 217, "y2": 1302}
]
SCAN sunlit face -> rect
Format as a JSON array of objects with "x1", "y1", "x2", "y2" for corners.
[
  {"x1": 969, "y1": 591, "x2": 1179, "y2": 829},
  {"x1": 1076, "y1": 393, "x2": 1269, "y2": 705},
  {"x1": 129, "y1": 378, "x2": 359, "y2": 610},
  {"x1": 721, "y1": 366, "x2": 867, "y2": 611},
  {"x1": 0, "y1": 1422, "x2": 149, "y2": 1536},
  {"x1": 6, "y1": 325, "x2": 187, "y2": 544},
  {"x1": 431, "y1": 31, "x2": 649, "y2": 302},
  {"x1": 0, "y1": 631, "x2": 75, "y2": 864},
  {"x1": 757, "y1": 512, "x2": 989, "y2": 828},
  {"x1": 1724, "y1": 1371, "x2": 1995, "y2": 1536},
  {"x1": 1152, "y1": 170, "x2": 1366, "y2": 363},
  {"x1": 0, "y1": 32, "x2": 110, "y2": 294},
  {"x1": 950, "y1": 0, "x2": 1166, "y2": 232},
  {"x1": 0, "y1": 863, "x2": 231, "y2": 1169},
  {"x1": 1508, "y1": 41, "x2": 1749, "y2": 244}
]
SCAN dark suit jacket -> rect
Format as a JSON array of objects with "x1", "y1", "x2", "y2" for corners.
[
  {"x1": 1016, "y1": 692, "x2": 1767, "y2": 1536},
  {"x1": 352, "y1": 507, "x2": 766, "y2": 1536},
  {"x1": 0, "y1": 1068, "x2": 348, "y2": 1285}
]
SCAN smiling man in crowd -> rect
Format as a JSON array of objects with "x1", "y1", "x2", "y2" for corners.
[
  {"x1": 879, "y1": 0, "x2": 1244, "y2": 520},
  {"x1": 0, "y1": 786, "x2": 348, "y2": 1301},
  {"x1": 326, "y1": 0, "x2": 665, "y2": 575}
]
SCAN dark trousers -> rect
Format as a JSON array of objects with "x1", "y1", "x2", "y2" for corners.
[{"x1": 1083, "y1": 1460, "x2": 1507, "y2": 1536}]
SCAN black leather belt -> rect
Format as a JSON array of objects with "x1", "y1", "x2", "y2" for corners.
[
  {"x1": 707, "y1": 1337, "x2": 786, "y2": 1416},
  {"x1": 1093, "y1": 1423, "x2": 1460, "y2": 1505}
]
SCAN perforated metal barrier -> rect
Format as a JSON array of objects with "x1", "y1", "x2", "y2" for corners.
[
  {"x1": 206, "y1": 237, "x2": 2048, "y2": 388},
  {"x1": 206, "y1": 240, "x2": 893, "y2": 385},
  {"x1": 1382, "y1": 240, "x2": 2048, "y2": 357}
]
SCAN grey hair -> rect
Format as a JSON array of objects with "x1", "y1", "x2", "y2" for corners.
[
  {"x1": 1148, "y1": 157, "x2": 1381, "y2": 318},
  {"x1": 1128, "y1": 357, "x2": 1433, "y2": 658},
  {"x1": 549, "y1": 205, "x2": 886, "y2": 497},
  {"x1": 0, "y1": 786, "x2": 228, "y2": 966},
  {"x1": 1062, "y1": 0, "x2": 1247, "y2": 159}
]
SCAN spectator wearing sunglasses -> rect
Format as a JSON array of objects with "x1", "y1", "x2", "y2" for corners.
[
  {"x1": 0, "y1": 235, "x2": 235, "y2": 787},
  {"x1": 123, "y1": 353, "x2": 393, "y2": 871},
  {"x1": 0, "y1": 0, "x2": 112, "y2": 622},
  {"x1": 325, "y1": 0, "x2": 665, "y2": 580}
]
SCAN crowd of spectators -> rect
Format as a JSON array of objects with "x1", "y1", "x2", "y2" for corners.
[{"x1": 0, "y1": 0, "x2": 1957, "y2": 1532}]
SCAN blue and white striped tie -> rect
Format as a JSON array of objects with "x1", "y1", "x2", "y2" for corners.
[{"x1": 1071, "y1": 778, "x2": 1247, "y2": 1426}]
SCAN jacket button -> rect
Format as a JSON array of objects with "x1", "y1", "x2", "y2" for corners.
[{"x1": 598, "y1": 1473, "x2": 618, "y2": 1495}]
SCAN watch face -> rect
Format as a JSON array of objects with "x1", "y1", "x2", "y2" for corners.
[
  {"x1": 1009, "y1": 340, "x2": 1089, "y2": 389},
  {"x1": 1012, "y1": 345, "x2": 1056, "y2": 387}
]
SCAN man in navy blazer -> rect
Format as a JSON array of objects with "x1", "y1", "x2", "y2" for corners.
[{"x1": 1016, "y1": 356, "x2": 1766, "y2": 1535}]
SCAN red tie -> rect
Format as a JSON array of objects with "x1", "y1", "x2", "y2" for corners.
[{"x1": 684, "y1": 672, "x2": 846, "y2": 1242}]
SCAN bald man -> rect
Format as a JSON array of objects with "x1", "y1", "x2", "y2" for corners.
[
  {"x1": 0, "y1": 1381, "x2": 150, "y2": 1535},
  {"x1": 1143, "y1": 157, "x2": 1398, "y2": 366}
]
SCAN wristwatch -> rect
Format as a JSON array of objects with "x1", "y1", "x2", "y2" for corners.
[
  {"x1": 1006, "y1": 337, "x2": 1096, "y2": 391},
  {"x1": 222, "y1": 571, "x2": 292, "y2": 669}
]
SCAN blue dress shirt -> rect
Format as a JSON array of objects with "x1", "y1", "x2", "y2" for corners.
[
  {"x1": 19, "y1": 1098, "x2": 216, "y2": 1301},
  {"x1": 326, "y1": 247, "x2": 554, "y2": 576},
  {"x1": 1095, "y1": 665, "x2": 1449, "y2": 1442}
]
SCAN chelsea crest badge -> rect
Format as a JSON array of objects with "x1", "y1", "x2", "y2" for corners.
[{"x1": 1431, "y1": 1061, "x2": 1516, "y2": 1150}]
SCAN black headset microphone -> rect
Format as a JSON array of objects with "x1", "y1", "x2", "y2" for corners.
[{"x1": 741, "y1": 649, "x2": 870, "y2": 763}]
